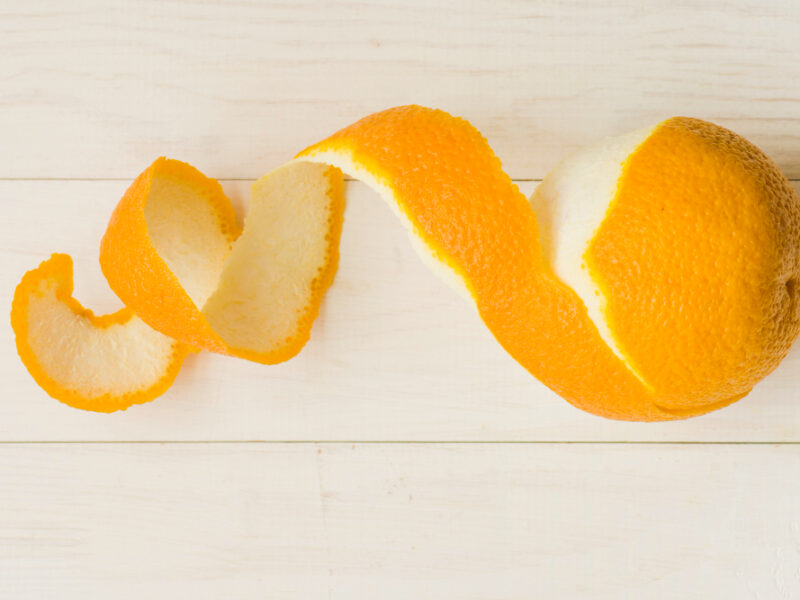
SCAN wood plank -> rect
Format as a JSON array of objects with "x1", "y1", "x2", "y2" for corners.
[
  {"x1": 2, "y1": 179, "x2": 799, "y2": 442},
  {"x1": 1, "y1": 442, "x2": 799, "y2": 598},
  {"x1": 1, "y1": 0, "x2": 799, "y2": 180}
]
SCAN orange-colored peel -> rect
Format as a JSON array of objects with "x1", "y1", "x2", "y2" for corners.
[{"x1": 100, "y1": 158, "x2": 344, "y2": 364}]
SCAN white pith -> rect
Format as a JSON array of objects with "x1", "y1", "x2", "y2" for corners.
[
  {"x1": 202, "y1": 161, "x2": 335, "y2": 352},
  {"x1": 530, "y1": 125, "x2": 656, "y2": 382},
  {"x1": 144, "y1": 161, "x2": 336, "y2": 355},
  {"x1": 144, "y1": 172, "x2": 232, "y2": 308},
  {"x1": 25, "y1": 279, "x2": 176, "y2": 396}
]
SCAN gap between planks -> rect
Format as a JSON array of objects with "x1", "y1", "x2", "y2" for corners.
[
  {"x1": 0, "y1": 177, "x2": 797, "y2": 182},
  {"x1": 0, "y1": 177, "x2": 544, "y2": 182},
  {"x1": 0, "y1": 440, "x2": 797, "y2": 445}
]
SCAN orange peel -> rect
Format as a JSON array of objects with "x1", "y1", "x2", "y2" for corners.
[
  {"x1": 11, "y1": 253, "x2": 188, "y2": 412},
  {"x1": 10, "y1": 106, "x2": 800, "y2": 419},
  {"x1": 100, "y1": 157, "x2": 344, "y2": 363},
  {"x1": 12, "y1": 158, "x2": 344, "y2": 411}
]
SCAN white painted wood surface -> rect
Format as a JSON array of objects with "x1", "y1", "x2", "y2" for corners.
[
  {"x1": 1, "y1": 0, "x2": 800, "y2": 180},
  {"x1": 2, "y1": 443, "x2": 800, "y2": 598},
  {"x1": 2, "y1": 0, "x2": 800, "y2": 596}
]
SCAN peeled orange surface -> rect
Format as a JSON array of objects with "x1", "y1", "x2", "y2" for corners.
[{"x1": 11, "y1": 106, "x2": 800, "y2": 420}]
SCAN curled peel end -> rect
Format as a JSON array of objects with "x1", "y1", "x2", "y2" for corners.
[{"x1": 11, "y1": 253, "x2": 188, "y2": 413}]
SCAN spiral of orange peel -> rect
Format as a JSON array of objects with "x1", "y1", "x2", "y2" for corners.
[{"x1": 11, "y1": 106, "x2": 800, "y2": 419}]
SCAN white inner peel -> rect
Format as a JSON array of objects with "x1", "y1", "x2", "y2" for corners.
[
  {"x1": 530, "y1": 125, "x2": 656, "y2": 380},
  {"x1": 144, "y1": 173, "x2": 232, "y2": 308},
  {"x1": 144, "y1": 162, "x2": 336, "y2": 354},
  {"x1": 293, "y1": 153, "x2": 476, "y2": 304},
  {"x1": 202, "y1": 162, "x2": 336, "y2": 352},
  {"x1": 26, "y1": 281, "x2": 176, "y2": 396}
]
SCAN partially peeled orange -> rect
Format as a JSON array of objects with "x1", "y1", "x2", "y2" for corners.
[{"x1": 11, "y1": 106, "x2": 800, "y2": 420}]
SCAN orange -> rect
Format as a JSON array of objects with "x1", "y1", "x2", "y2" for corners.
[{"x1": 587, "y1": 118, "x2": 800, "y2": 413}]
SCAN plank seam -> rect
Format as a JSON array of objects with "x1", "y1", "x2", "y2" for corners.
[
  {"x1": 0, "y1": 177, "x2": 796, "y2": 182},
  {"x1": 0, "y1": 440, "x2": 796, "y2": 445}
]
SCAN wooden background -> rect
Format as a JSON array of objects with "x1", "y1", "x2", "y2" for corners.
[{"x1": 2, "y1": 0, "x2": 799, "y2": 597}]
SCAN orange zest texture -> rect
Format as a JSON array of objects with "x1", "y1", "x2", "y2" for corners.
[{"x1": 10, "y1": 107, "x2": 800, "y2": 419}]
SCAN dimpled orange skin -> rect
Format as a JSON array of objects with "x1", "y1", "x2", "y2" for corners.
[
  {"x1": 100, "y1": 157, "x2": 346, "y2": 364},
  {"x1": 11, "y1": 253, "x2": 189, "y2": 412},
  {"x1": 588, "y1": 117, "x2": 800, "y2": 411},
  {"x1": 299, "y1": 105, "x2": 693, "y2": 421}
]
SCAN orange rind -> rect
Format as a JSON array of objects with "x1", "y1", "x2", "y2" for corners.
[
  {"x1": 100, "y1": 157, "x2": 344, "y2": 363},
  {"x1": 12, "y1": 158, "x2": 344, "y2": 411},
  {"x1": 11, "y1": 253, "x2": 188, "y2": 412},
  {"x1": 10, "y1": 106, "x2": 800, "y2": 419}
]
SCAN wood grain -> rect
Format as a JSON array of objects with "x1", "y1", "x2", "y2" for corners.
[
  {"x1": 2, "y1": 442, "x2": 799, "y2": 598},
  {"x1": 2, "y1": 179, "x2": 798, "y2": 442},
  {"x1": 1, "y1": 0, "x2": 798, "y2": 180}
]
